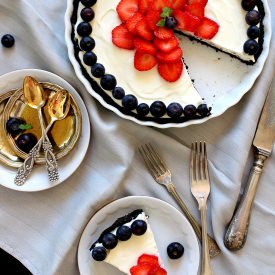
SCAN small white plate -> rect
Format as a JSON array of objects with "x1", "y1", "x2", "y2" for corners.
[
  {"x1": 0, "y1": 69, "x2": 90, "y2": 192},
  {"x1": 78, "y1": 196, "x2": 200, "y2": 275}
]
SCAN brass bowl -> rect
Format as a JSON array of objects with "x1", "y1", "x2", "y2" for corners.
[{"x1": 2, "y1": 82, "x2": 82, "y2": 165}]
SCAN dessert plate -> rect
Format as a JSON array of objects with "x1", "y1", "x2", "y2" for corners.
[
  {"x1": 78, "y1": 196, "x2": 200, "y2": 275},
  {"x1": 64, "y1": 0, "x2": 271, "y2": 128},
  {"x1": 0, "y1": 69, "x2": 90, "y2": 192}
]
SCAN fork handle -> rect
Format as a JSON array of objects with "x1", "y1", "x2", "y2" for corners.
[{"x1": 166, "y1": 183, "x2": 220, "y2": 258}]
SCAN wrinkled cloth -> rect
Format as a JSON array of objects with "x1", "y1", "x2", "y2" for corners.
[{"x1": 0, "y1": 0, "x2": 274, "y2": 274}]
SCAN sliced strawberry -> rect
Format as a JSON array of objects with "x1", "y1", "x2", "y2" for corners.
[
  {"x1": 130, "y1": 262, "x2": 154, "y2": 275},
  {"x1": 156, "y1": 47, "x2": 183, "y2": 63},
  {"x1": 117, "y1": 0, "x2": 139, "y2": 21},
  {"x1": 154, "y1": 36, "x2": 179, "y2": 52},
  {"x1": 158, "y1": 61, "x2": 183, "y2": 82},
  {"x1": 171, "y1": 0, "x2": 187, "y2": 10},
  {"x1": 126, "y1": 13, "x2": 144, "y2": 34},
  {"x1": 149, "y1": 0, "x2": 171, "y2": 11},
  {"x1": 187, "y1": 0, "x2": 208, "y2": 6},
  {"x1": 112, "y1": 23, "x2": 135, "y2": 49},
  {"x1": 136, "y1": 18, "x2": 154, "y2": 40},
  {"x1": 138, "y1": 0, "x2": 152, "y2": 14},
  {"x1": 134, "y1": 51, "x2": 157, "y2": 71},
  {"x1": 185, "y1": 3, "x2": 205, "y2": 18},
  {"x1": 149, "y1": 266, "x2": 167, "y2": 275},
  {"x1": 138, "y1": 254, "x2": 159, "y2": 266},
  {"x1": 134, "y1": 38, "x2": 157, "y2": 54},
  {"x1": 194, "y1": 17, "x2": 219, "y2": 39},
  {"x1": 153, "y1": 27, "x2": 174, "y2": 39},
  {"x1": 146, "y1": 10, "x2": 161, "y2": 30},
  {"x1": 173, "y1": 9, "x2": 201, "y2": 32}
]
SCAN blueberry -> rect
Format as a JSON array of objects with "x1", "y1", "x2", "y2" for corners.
[
  {"x1": 136, "y1": 103, "x2": 150, "y2": 117},
  {"x1": 247, "y1": 25, "x2": 260, "y2": 39},
  {"x1": 6, "y1": 117, "x2": 30, "y2": 137},
  {"x1": 1, "y1": 34, "x2": 15, "y2": 48},
  {"x1": 183, "y1": 104, "x2": 197, "y2": 118},
  {"x1": 77, "y1": 22, "x2": 92, "y2": 36},
  {"x1": 167, "y1": 242, "x2": 184, "y2": 259},
  {"x1": 150, "y1": 101, "x2": 166, "y2": 118},
  {"x1": 197, "y1": 104, "x2": 211, "y2": 117},
  {"x1": 245, "y1": 10, "x2": 261, "y2": 25},
  {"x1": 112, "y1": 87, "x2": 125, "y2": 99},
  {"x1": 165, "y1": 17, "x2": 178, "y2": 29},
  {"x1": 81, "y1": 0, "x2": 97, "y2": 7},
  {"x1": 16, "y1": 133, "x2": 38, "y2": 153},
  {"x1": 116, "y1": 225, "x2": 132, "y2": 241},
  {"x1": 131, "y1": 220, "x2": 147, "y2": 236},
  {"x1": 122, "y1": 95, "x2": 138, "y2": 110},
  {"x1": 91, "y1": 246, "x2": 107, "y2": 261},
  {"x1": 100, "y1": 74, "x2": 117, "y2": 90},
  {"x1": 102, "y1": 233, "x2": 118, "y2": 249},
  {"x1": 81, "y1": 7, "x2": 95, "y2": 22},
  {"x1": 243, "y1": 39, "x2": 259, "y2": 55},
  {"x1": 83, "y1": 51, "x2": 97, "y2": 65},
  {"x1": 167, "y1": 102, "x2": 183, "y2": 118},
  {"x1": 80, "y1": 36, "x2": 95, "y2": 51},
  {"x1": 91, "y1": 63, "x2": 105, "y2": 77},
  {"x1": 241, "y1": 0, "x2": 257, "y2": 11}
]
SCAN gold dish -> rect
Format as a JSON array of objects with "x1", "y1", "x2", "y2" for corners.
[{"x1": 1, "y1": 82, "x2": 82, "y2": 166}]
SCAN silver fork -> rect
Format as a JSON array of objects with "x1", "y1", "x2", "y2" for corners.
[
  {"x1": 190, "y1": 141, "x2": 213, "y2": 275},
  {"x1": 139, "y1": 144, "x2": 220, "y2": 258}
]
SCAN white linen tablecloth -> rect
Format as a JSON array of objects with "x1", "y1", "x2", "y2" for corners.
[{"x1": 0, "y1": 0, "x2": 274, "y2": 274}]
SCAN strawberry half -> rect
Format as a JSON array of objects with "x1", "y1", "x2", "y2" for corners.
[
  {"x1": 134, "y1": 51, "x2": 157, "y2": 71},
  {"x1": 194, "y1": 17, "x2": 219, "y2": 39},
  {"x1": 154, "y1": 27, "x2": 174, "y2": 39},
  {"x1": 130, "y1": 262, "x2": 155, "y2": 275},
  {"x1": 171, "y1": 0, "x2": 187, "y2": 10},
  {"x1": 156, "y1": 47, "x2": 183, "y2": 63},
  {"x1": 150, "y1": 266, "x2": 167, "y2": 275},
  {"x1": 158, "y1": 61, "x2": 183, "y2": 82},
  {"x1": 126, "y1": 13, "x2": 144, "y2": 34},
  {"x1": 185, "y1": 3, "x2": 205, "y2": 18},
  {"x1": 117, "y1": 0, "x2": 139, "y2": 21},
  {"x1": 138, "y1": 0, "x2": 152, "y2": 14},
  {"x1": 136, "y1": 18, "x2": 154, "y2": 40},
  {"x1": 187, "y1": 0, "x2": 208, "y2": 6},
  {"x1": 137, "y1": 254, "x2": 159, "y2": 266},
  {"x1": 112, "y1": 23, "x2": 135, "y2": 49},
  {"x1": 146, "y1": 10, "x2": 161, "y2": 30},
  {"x1": 149, "y1": 0, "x2": 171, "y2": 11},
  {"x1": 134, "y1": 38, "x2": 157, "y2": 54},
  {"x1": 173, "y1": 9, "x2": 201, "y2": 32},
  {"x1": 154, "y1": 36, "x2": 179, "y2": 52}
]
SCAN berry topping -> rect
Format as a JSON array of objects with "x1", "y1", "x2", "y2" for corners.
[
  {"x1": 81, "y1": 7, "x2": 95, "y2": 22},
  {"x1": 134, "y1": 38, "x2": 157, "y2": 54},
  {"x1": 130, "y1": 262, "x2": 155, "y2": 275},
  {"x1": 1, "y1": 34, "x2": 15, "y2": 48},
  {"x1": 145, "y1": 10, "x2": 161, "y2": 30},
  {"x1": 245, "y1": 10, "x2": 261, "y2": 25},
  {"x1": 241, "y1": 0, "x2": 257, "y2": 11},
  {"x1": 154, "y1": 36, "x2": 179, "y2": 52},
  {"x1": 171, "y1": 0, "x2": 187, "y2": 10},
  {"x1": 150, "y1": 266, "x2": 167, "y2": 275},
  {"x1": 116, "y1": 225, "x2": 132, "y2": 240},
  {"x1": 183, "y1": 104, "x2": 197, "y2": 118},
  {"x1": 80, "y1": 36, "x2": 95, "y2": 51},
  {"x1": 187, "y1": 0, "x2": 208, "y2": 6},
  {"x1": 137, "y1": 103, "x2": 150, "y2": 116},
  {"x1": 197, "y1": 103, "x2": 211, "y2": 116},
  {"x1": 131, "y1": 220, "x2": 147, "y2": 235},
  {"x1": 156, "y1": 47, "x2": 183, "y2": 63},
  {"x1": 16, "y1": 133, "x2": 38, "y2": 153},
  {"x1": 173, "y1": 10, "x2": 201, "y2": 32},
  {"x1": 185, "y1": 3, "x2": 205, "y2": 19},
  {"x1": 136, "y1": 19, "x2": 154, "y2": 40},
  {"x1": 100, "y1": 74, "x2": 117, "y2": 90},
  {"x1": 6, "y1": 117, "x2": 32, "y2": 137},
  {"x1": 134, "y1": 51, "x2": 157, "y2": 71},
  {"x1": 112, "y1": 87, "x2": 125, "y2": 99},
  {"x1": 102, "y1": 233, "x2": 118, "y2": 249},
  {"x1": 77, "y1": 22, "x2": 92, "y2": 36},
  {"x1": 138, "y1": 0, "x2": 150, "y2": 14},
  {"x1": 91, "y1": 63, "x2": 105, "y2": 77},
  {"x1": 83, "y1": 51, "x2": 97, "y2": 65},
  {"x1": 194, "y1": 17, "x2": 219, "y2": 39},
  {"x1": 117, "y1": 0, "x2": 139, "y2": 21},
  {"x1": 158, "y1": 61, "x2": 183, "y2": 82},
  {"x1": 137, "y1": 254, "x2": 159, "y2": 266},
  {"x1": 165, "y1": 16, "x2": 178, "y2": 29},
  {"x1": 122, "y1": 94, "x2": 138, "y2": 110},
  {"x1": 91, "y1": 246, "x2": 107, "y2": 261},
  {"x1": 126, "y1": 13, "x2": 144, "y2": 34},
  {"x1": 150, "y1": 101, "x2": 166, "y2": 117},
  {"x1": 153, "y1": 27, "x2": 174, "y2": 39},
  {"x1": 167, "y1": 242, "x2": 185, "y2": 259},
  {"x1": 112, "y1": 24, "x2": 135, "y2": 50},
  {"x1": 167, "y1": 102, "x2": 183, "y2": 118},
  {"x1": 243, "y1": 39, "x2": 259, "y2": 55},
  {"x1": 247, "y1": 25, "x2": 260, "y2": 39},
  {"x1": 81, "y1": 0, "x2": 97, "y2": 7},
  {"x1": 149, "y1": 0, "x2": 171, "y2": 11}
]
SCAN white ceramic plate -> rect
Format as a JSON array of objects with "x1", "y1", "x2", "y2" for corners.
[
  {"x1": 65, "y1": 0, "x2": 271, "y2": 128},
  {"x1": 78, "y1": 196, "x2": 200, "y2": 275},
  {"x1": 0, "y1": 69, "x2": 90, "y2": 192}
]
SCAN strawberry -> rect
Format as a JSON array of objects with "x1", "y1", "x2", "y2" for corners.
[
  {"x1": 171, "y1": 0, "x2": 187, "y2": 10},
  {"x1": 138, "y1": 254, "x2": 159, "y2": 266},
  {"x1": 154, "y1": 36, "x2": 179, "y2": 52},
  {"x1": 158, "y1": 61, "x2": 183, "y2": 82},
  {"x1": 146, "y1": 10, "x2": 161, "y2": 30},
  {"x1": 134, "y1": 51, "x2": 157, "y2": 71},
  {"x1": 173, "y1": 9, "x2": 201, "y2": 32},
  {"x1": 149, "y1": 266, "x2": 167, "y2": 275},
  {"x1": 117, "y1": 0, "x2": 139, "y2": 21},
  {"x1": 149, "y1": 0, "x2": 171, "y2": 11},
  {"x1": 194, "y1": 17, "x2": 219, "y2": 39},
  {"x1": 187, "y1": 0, "x2": 208, "y2": 6},
  {"x1": 138, "y1": 0, "x2": 152, "y2": 14},
  {"x1": 153, "y1": 27, "x2": 174, "y2": 39},
  {"x1": 136, "y1": 18, "x2": 154, "y2": 40},
  {"x1": 130, "y1": 262, "x2": 154, "y2": 275},
  {"x1": 156, "y1": 47, "x2": 183, "y2": 63},
  {"x1": 134, "y1": 38, "x2": 157, "y2": 54},
  {"x1": 112, "y1": 23, "x2": 135, "y2": 49},
  {"x1": 185, "y1": 3, "x2": 205, "y2": 18},
  {"x1": 126, "y1": 13, "x2": 144, "y2": 34}
]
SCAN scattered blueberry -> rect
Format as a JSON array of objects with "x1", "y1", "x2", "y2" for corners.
[
  {"x1": 116, "y1": 225, "x2": 132, "y2": 241},
  {"x1": 245, "y1": 10, "x2": 261, "y2": 25},
  {"x1": 167, "y1": 242, "x2": 184, "y2": 259},
  {"x1": 81, "y1": 7, "x2": 95, "y2": 22},
  {"x1": 1, "y1": 34, "x2": 15, "y2": 48},
  {"x1": 183, "y1": 104, "x2": 197, "y2": 119},
  {"x1": 102, "y1": 233, "x2": 118, "y2": 249},
  {"x1": 100, "y1": 74, "x2": 117, "y2": 90},
  {"x1": 16, "y1": 133, "x2": 38, "y2": 153},
  {"x1": 81, "y1": 0, "x2": 97, "y2": 7},
  {"x1": 91, "y1": 246, "x2": 107, "y2": 261},
  {"x1": 244, "y1": 39, "x2": 259, "y2": 55},
  {"x1": 80, "y1": 36, "x2": 95, "y2": 51},
  {"x1": 165, "y1": 16, "x2": 178, "y2": 29},
  {"x1": 131, "y1": 220, "x2": 147, "y2": 236},
  {"x1": 247, "y1": 25, "x2": 260, "y2": 39},
  {"x1": 136, "y1": 103, "x2": 150, "y2": 117},
  {"x1": 83, "y1": 51, "x2": 97, "y2": 65},
  {"x1": 122, "y1": 94, "x2": 138, "y2": 110},
  {"x1": 241, "y1": 0, "x2": 257, "y2": 11},
  {"x1": 150, "y1": 101, "x2": 166, "y2": 118},
  {"x1": 197, "y1": 104, "x2": 211, "y2": 117},
  {"x1": 77, "y1": 22, "x2": 92, "y2": 36},
  {"x1": 112, "y1": 87, "x2": 125, "y2": 99},
  {"x1": 91, "y1": 63, "x2": 105, "y2": 78},
  {"x1": 6, "y1": 117, "x2": 31, "y2": 137},
  {"x1": 167, "y1": 102, "x2": 183, "y2": 118}
]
